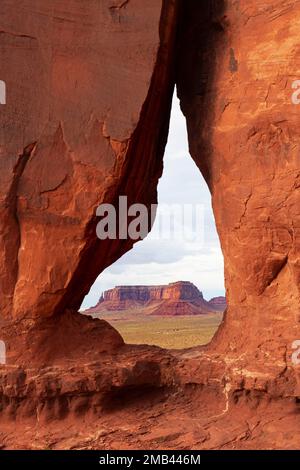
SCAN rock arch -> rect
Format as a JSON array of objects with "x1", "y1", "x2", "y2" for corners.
[{"x1": 0, "y1": 0, "x2": 299, "y2": 449}]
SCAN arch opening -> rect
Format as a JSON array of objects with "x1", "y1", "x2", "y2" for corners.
[{"x1": 81, "y1": 91, "x2": 225, "y2": 350}]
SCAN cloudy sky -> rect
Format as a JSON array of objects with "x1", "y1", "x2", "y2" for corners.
[{"x1": 81, "y1": 93, "x2": 225, "y2": 309}]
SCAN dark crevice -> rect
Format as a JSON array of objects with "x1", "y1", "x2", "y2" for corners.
[
  {"x1": 176, "y1": 0, "x2": 228, "y2": 347},
  {"x1": 109, "y1": 0, "x2": 130, "y2": 11},
  {"x1": 262, "y1": 255, "x2": 289, "y2": 293},
  {"x1": 176, "y1": 0, "x2": 227, "y2": 190},
  {"x1": 1, "y1": 142, "x2": 36, "y2": 316}
]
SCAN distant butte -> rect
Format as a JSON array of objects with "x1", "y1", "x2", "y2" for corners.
[{"x1": 84, "y1": 281, "x2": 227, "y2": 316}]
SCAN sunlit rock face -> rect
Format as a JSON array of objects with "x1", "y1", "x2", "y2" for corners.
[
  {"x1": 0, "y1": 0, "x2": 181, "y2": 371},
  {"x1": 84, "y1": 281, "x2": 219, "y2": 315},
  {"x1": 102, "y1": 285, "x2": 170, "y2": 303},
  {"x1": 177, "y1": 0, "x2": 300, "y2": 389},
  {"x1": 99, "y1": 281, "x2": 205, "y2": 303},
  {"x1": 0, "y1": 0, "x2": 179, "y2": 322}
]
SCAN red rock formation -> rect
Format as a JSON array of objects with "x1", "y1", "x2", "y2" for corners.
[
  {"x1": 177, "y1": 0, "x2": 300, "y2": 390},
  {"x1": 0, "y1": 0, "x2": 180, "y2": 357},
  {"x1": 208, "y1": 296, "x2": 227, "y2": 312},
  {"x1": 103, "y1": 281, "x2": 204, "y2": 302},
  {"x1": 0, "y1": 0, "x2": 299, "y2": 450},
  {"x1": 85, "y1": 281, "x2": 218, "y2": 315},
  {"x1": 0, "y1": 0, "x2": 179, "y2": 323},
  {"x1": 149, "y1": 299, "x2": 210, "y2": 316}
]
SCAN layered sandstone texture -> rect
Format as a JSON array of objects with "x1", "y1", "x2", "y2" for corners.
[
  {"x1": 0, "y1": 0, "x2": 299, "y2": 450},
  {"x1": 0, "y1": 0, "x2": 179, "y2": 323},
  {"x1": 177, "y1": 0, "x2": 300, "y2": 387},
  {"x1": 0, "y1": 0, "x2": 179, "y2": 363},
  {"x1": 85, "y1": 281, "x2": 225, "y2": 315}
]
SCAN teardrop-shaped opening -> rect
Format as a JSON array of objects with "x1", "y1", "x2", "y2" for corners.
[{"x1": 81, "y1": 91, "x2": 225, "y2": 349}]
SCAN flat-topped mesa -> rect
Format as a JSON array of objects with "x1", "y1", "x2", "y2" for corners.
[
  {"x1": 85, "y1": 281, "x2": 222, "y2": 316},
  {"x1": 161, "y1": 281, "x2": 205, "y2": 301},
  {"x1": 103, "y1": 281, "x2": 204, "y2": 303}
]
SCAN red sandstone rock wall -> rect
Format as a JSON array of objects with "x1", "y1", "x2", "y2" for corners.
[
  {"x1": 0, "y1": 0, "x2": 179, "y2": 322},
  {"x1": 0, "y1": 0, "x2": 298, "y2": 390},
  {"x1": 0, "y1": 0, "x2": 299, "y2": 450},
  {"x1": 177, "y1": 0, "x2": 300, "y2": 385}
]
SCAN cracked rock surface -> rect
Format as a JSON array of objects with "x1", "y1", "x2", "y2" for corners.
[{"x1": 0, "y1": 0, "x2": 299, "y2": 450}]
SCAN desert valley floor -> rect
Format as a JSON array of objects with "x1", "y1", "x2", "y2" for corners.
[{"x1": 94, "y1": 311, "x2": 223, "y2": 349}]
